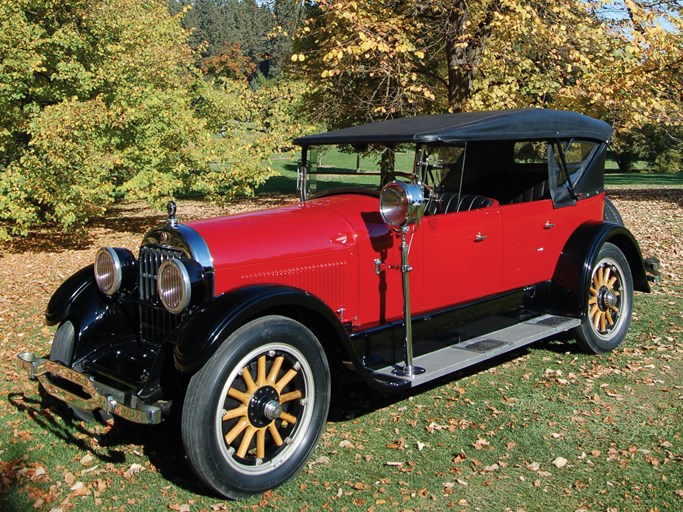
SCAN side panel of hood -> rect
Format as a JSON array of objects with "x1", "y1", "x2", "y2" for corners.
[{"x1": 188, "y1": 197, "x2": 366, "y2": 325}]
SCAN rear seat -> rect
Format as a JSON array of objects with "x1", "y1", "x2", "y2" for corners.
[{"x1": 506, "y1": 179, "x2": 550, "y2": 204}]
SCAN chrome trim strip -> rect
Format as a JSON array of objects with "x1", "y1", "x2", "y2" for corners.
[
  {"x1": 16, "y1": 352, "x2": 163, "y2": 425},
  {"x1": 176, "y1": 224, "x2": 214, "y2": 271},
  {"x1": 142, "y1": 224, "x2": 213, "y2": 271}
]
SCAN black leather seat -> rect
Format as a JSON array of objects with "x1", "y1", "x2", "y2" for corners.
[
  {"x1": 426, "y1": 193, "x2": 496, "y2": 214},
  {"x1": 507, "y1": 179, "x2": 550, "y2": 204}
]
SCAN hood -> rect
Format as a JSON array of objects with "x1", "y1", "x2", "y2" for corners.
[{"x1": 187, "y1": 196, "x2": 374, "y2": 272}]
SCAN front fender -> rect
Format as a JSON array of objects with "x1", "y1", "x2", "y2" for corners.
[
  {"x1": 46, "y1": 265, "x2": 96, "y2": 326},
  {"x1": 45, "y1": 264, "x2": 137, "y2": 362},
  {"x1": 549, "y1": 221, "x2": 650, "y2": 317},
  {"x1": 170, "y1": 285, "x2": 354, "y2": 375}
]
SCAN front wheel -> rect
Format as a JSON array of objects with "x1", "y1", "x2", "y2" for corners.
[
  {"x1": 182, "y1": 316, "x2": 330, "y2": 499},
  {"x1": 573, "y1": 243, "x2": 633, "y2": 354}
]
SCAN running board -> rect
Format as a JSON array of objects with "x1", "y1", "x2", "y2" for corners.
[{"x1": 373, "y1": 314, "x2": 581, "y2": 388}]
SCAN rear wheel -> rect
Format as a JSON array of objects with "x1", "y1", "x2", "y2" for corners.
[
  {"x1": 573, "y1": 243, "x2": 633, "y2": 354},
  {"x1": 182, "y1": 316, "x2": 330, "y2": 499}
]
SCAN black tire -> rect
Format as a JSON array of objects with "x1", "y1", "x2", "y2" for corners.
[
  {"x1": 573, "y1": 243, "x2": 633, "y2": 354},
  {"x1": 49, "y1": 320, "x2": 76, "y2": 365},
  {"x1": 603, "y1": 197, "x2": 623, "y2": 225},
  {"x1": 182, "y1": 315, "x2": 331, "y2": 499}
]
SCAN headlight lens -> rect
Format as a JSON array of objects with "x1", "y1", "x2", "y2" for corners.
[
  {"x1": 158, "y1": 259, "x2": 191, "y2": 314},
  {"x1": 158, "y1": 259, "x2": 205, "y2": 315},
  {"x1": 94, "y1": 247, "x2": 135, "y2": 295},
  {"x1": 380, "y1": 181, "x2": 425, "y2": 231}
]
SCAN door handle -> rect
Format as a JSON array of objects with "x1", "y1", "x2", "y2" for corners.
[
  {"x1": 474, "y1": 232, "x2": 487, "y2": 242},
  {"x1": 544, "y1": 221, "x2": 555, "y2": 230}
]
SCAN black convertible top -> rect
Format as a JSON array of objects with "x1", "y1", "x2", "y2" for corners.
[{"x1": 294, "y1": 109, "x2": 612, "y2": 146}]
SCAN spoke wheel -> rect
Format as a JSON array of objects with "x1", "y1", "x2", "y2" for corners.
[
  {"x1": 217, "y1": 345, "x2": 312, "y2": 474},
  {"x1": 182, "y1": 316, "x2": 330, "y2": 499},
  {"x1": 574, "y1": 243, "x2": 633, "y2": 354}
]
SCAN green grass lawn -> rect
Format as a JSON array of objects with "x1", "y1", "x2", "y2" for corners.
[{"x1": 605, "y1": 172, "x2": 683, "y2": 188}]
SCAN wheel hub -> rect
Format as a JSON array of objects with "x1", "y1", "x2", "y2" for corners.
[
  {"x1": 248, "y1": 386, "x2": 281, "y2": 428},
  {"x1": 263, "y1": 400, "x2": 283, "y2": 421},
  {"x1": 603, "y1": 289, "x2": 618, "y2": 310}
]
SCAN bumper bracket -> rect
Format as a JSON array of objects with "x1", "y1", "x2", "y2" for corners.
[{"x1": 16, "y1": 352, "x2": 164, "y2": 425}]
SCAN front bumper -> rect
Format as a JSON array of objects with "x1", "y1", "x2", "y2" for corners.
[{"x1": 16, "y1": 352, "x2": 163, "y2": 425}]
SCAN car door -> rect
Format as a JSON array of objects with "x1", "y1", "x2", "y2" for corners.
[
  {"x1": 500, "y1": 196, "x2": 603, "y2": 290},
  {"x1": 419, "y1": 205, "x2": 503, "y2": 311}
]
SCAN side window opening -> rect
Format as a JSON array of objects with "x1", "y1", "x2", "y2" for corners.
[
  {"x1": 549, "y1": 139, "x2": 600, "y2": 207},
  {"x1": 420, "y1": 143, "x2": 500, "y2": 215}
]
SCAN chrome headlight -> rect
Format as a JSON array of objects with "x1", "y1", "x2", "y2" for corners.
[
  {"x1": 158, "y1": 259, "x2": 205, "y2": 315},
  {"x1": 94, "y1": 247, "x2": 136, "y2": 295},
  {"x1": 380, "y1": 181, "x2": 426, "y2": 231}
]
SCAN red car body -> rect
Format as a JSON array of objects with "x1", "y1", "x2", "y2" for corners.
[{"x1": 191, "y1": 192, "x2": 604, "y2": 329}]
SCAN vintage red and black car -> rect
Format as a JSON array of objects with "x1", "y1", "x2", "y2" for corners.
[{"x1": 18, "y1": 109, "x2": 660, "y2": 498}]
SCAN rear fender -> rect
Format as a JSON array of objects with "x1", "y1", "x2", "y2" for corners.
[
  {"x1": 170, "y1": 285, "x2": 360, "y2": 376},
  {"x1": 548, "y1": 221, "x2": 650, "y2": 317}
]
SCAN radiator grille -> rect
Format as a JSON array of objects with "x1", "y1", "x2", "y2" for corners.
[{"x1": 138, "y1": 246, "x2": 186, "y2": 344}]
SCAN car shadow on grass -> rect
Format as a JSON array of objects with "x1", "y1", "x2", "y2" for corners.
[
  {"x1": 7, "y1": 390, "x2": 209, "y2": 497},
  {"x1": 327, "y1": 334, "x2": 584, "y2": 422}
]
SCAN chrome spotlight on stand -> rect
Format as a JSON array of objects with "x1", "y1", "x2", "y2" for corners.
[{"x1": 379, "y1": 181, "x2": 426, "y2": 378}]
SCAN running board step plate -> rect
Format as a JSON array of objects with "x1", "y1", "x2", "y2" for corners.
[{"x1": 373, "y1": 314, "x2": 581, "y2": 388}]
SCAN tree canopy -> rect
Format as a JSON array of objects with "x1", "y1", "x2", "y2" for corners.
[{"x1": 0, "y1": 0, "x2": 302, "y2": 237}]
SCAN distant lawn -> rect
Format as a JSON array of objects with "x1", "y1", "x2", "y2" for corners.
[
  {"x1": 605, "y1": 172, "x2": 683, "y2": 188},
  {"x1": 260, "y1": 151, "x2": 682, "y2": 195}
]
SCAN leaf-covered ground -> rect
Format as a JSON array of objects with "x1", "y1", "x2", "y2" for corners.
[{"x1": 1, "y1": 189, "x2": 681, "y2": 511}]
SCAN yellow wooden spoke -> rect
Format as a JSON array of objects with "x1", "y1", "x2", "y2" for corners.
[
  {"x1": 257, "y1": 355, "x2": 267, "y2": 386},
  {"x1": 280, "y1": 390, "x2": 302, "y2": 404},
  {"x1": 222, "y1": 404, "x2": 247, "y2": 421},
  {"x1": 228, "y1": 387, "x2": 251, "y2": 406},
  {"x1": 593, "y1": 310, "x2": 602, "y2": 329},
  {"x1": 268, "y1": 423, "x2": 283, "y2": 446},
  {"x1": 225, "y1": 417, "x2": 249, "y2": 445},
  {"x1": 274, "y1": 369, "x2": 298, "y2": 393},
  {"x1": 266, "y1": 356, "x2": 284, "y2": 386},
  {"x1": 256, "y1": 428, "x2": 266, "y2": 459},
  {"x1": 603, "y1": 267, "x2": 611, "y2": 285},
  {"x1": 599, "y1": 313, "x2": 606, "y2": 332},
  {"x1": 590, "y1": 304, "x2": 599, "y2": 319},
  {"x1": 607, "y1": 276, "x2": 617, "y2": 289},
  {"x1": 588, "y1": 296, "x2": 598, "y2": 305},
  {"x1": 606, "y1": 310, "x2": 614, "y2": 326},
  {"x1": 242, "y1": 366, "x2": 257, "y2": 394},
  {"x1": 279, "y1": 411, "x2": 297, "y2": 424},
  {"x1": 236, "y1": 425, "x2": 257, "y2": 458}
]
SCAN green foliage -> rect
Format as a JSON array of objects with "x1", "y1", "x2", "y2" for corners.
[
  {"x1": 0, "y1": 0, "x2": 306, "y2": 238},
  {"x1": 633, "y1": 126, "x2": 683, "y2": 174},
  {"x1": 171, "y1": 0, "x2": 272, "y2": 58}
]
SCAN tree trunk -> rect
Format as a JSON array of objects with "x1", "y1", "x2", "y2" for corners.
[{"x1": 444, "y1": 1, "x2": 499, "y2": 112}]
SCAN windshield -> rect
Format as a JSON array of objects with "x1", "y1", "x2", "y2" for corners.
[{"x1": 298, "y1": 144, "x2": 414, "y2": 199}]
